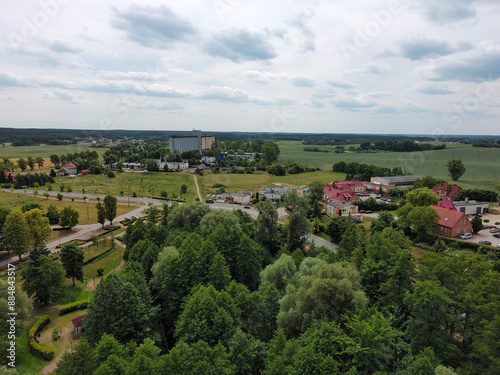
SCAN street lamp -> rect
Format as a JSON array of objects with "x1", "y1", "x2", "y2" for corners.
[{"x1": 70, "y1": 341, "x2": 73, "y2": 353}]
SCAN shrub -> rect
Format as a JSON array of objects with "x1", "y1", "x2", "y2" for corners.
[
  {"x1": 66, "y1": 186, "x2": 73, "y2": 192},
  {"x1": 107, "y1": 171, "x2": 116, "y2": 178},
  {"x1": 132, "y1": 192, "x2": 137, "y2": 197},
  {"x1": 495, "y1": 222, "x2": 500, "y2": 226},
  {"x1": 52, "y1": 329, "x2": 58, "y2": 341},
  {"x1": 483, "y1": 219, "x2": 490, "y2": 223},
  {"x1": 212, "y1": 183, "x2": 226, "y2": 188},
  {"x1": 29, "y1": 315, "x2": 54, "y2": 360},
  {"x1": 59, "y1": 300, "x2": 89, "y2": 315},
  {"x1": 56, "y1": 193, "x2": 63, "y2": 201},
  {"x1": 97, "y1": 268, "x2": 104, "y2": 277}
]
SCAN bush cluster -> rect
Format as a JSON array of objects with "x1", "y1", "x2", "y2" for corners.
[
  {"x1": 28, "y1": 315, "x2": 55, "y2": 360},
  {"x1": 59, "y1": 300, "x2": 89, "y2": 315}
]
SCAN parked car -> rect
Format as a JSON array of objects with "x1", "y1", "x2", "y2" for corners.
[
  {"x1": 474, "y1": 213, "x2": 482, "y2": 217},
  {"x1": 460, "y1": 233, "x2": 472, "y2": 239},
  {"x1": 490, "y1": 228, "x2": 500, "y2": 233},
  {"x1": 494, "y1": 234, "x2": 500, "y2": 239},
  {"x1": 479, "y1": 240, "x2": 492, "y2": 245},
  {"x1": 386, "y1": 199, "x2": 393, "y2": 202},
  {"x1": 359, "y1": 210, "x2": 365, "y2": 213},
  {"x1": 243, "y1": 206, "x2": 250, "y2": 209},
  {"x1": 130, "y1": 215, "x2": 138, "y2": 221},
  {"x1": 364, "y1": 210, "x2": 373, "y2": 214},
  {"x1": 497, "y1": 244, "x2": 500, "y2": 248}
]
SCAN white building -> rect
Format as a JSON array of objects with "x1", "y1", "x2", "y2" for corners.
[{"x1": 453, "y1": 200, "x2": 489, "y2": 215}]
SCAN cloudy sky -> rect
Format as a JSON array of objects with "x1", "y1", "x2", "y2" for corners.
[{"x1": 1, "y1": 0, "x2": 499, "y2": 135}]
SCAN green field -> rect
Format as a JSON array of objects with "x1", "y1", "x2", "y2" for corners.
[
  {"x1": 199, "y1": 170, "x2": 345, "y2": 197},
  {"x1": 278, "y1": 141, "x2": 500, "y2": 190},
  {"x1": 0, "y1": 144, "x2": 108, "y2": 159},
  {"x1": 53, "y1": 171, "x2": 197, "y2": 201},
  {"x1": 0, "y1": 191, "x2": 139, "y2": 224}
]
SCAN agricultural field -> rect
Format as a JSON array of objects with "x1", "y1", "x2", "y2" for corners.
[
  {"x1": 277, "y1": 141, "x2": 500, "y2": 190},
  {"x1": 0, "y1": 144, "x2": 108, "y2": 160}
]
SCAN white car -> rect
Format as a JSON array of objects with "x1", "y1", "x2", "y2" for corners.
[
  {"x1": 489, "y1": 228, "x2": 500, "y2": 233},
  {"x1": 460, "y1": 233, "x2": 472, "y2": 239}
]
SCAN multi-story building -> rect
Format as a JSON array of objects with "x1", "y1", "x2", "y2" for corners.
[{"x1": 169, "y1": 130, "x2": 215, "y2": 154}]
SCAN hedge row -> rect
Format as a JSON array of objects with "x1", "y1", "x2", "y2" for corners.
[
  {"x1": 29, "y1": 315, "x2": 55, "y2": 360},
  {"x1": 56, "y1": 239, "x2": 87, "y2": 248},
  {"x1": 84, "y1": 248, "x2": 116, "y2": 265},
  {"x1": 59, "y1": 300, "x2": 89, "y2": 315}
]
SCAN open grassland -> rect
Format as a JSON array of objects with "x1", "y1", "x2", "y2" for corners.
[
  {"x1": 0, "y1": 191, "x2": 139, "y2": 224},
  {"x1": 52, "y1": 170, "x2": 197, "y2": 200},
  {"x1": 278, "y1": 141, "x2": 500, "y2": 189},
  {"x1": 0, "y1": 144, "x2": 108, "y2": 160},
  {"x1": 199, "y1": 170, "x2": 345, "y2": 196}
]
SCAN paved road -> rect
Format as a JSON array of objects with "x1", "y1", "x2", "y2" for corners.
[
  {"x1": 306, "y1": 234, "x2": 337, "y2": 252},
  {"x1": 1, "y1": 188, "x2": 167, "y2": 206},
  {"x1": 0, "y1": 205, "x2": 148, "y2": 269}
]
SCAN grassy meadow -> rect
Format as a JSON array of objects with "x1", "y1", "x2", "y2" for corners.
[
  {"x1": 198, "y1": 170, "x2": 346, "y2": 197},
  {"x1": 52, "y1": 170, "x2": 198, "y2": 201},
  {"x1": 278, "y1": 141, "x2": 500, "y2": 190},
  {"x1": 0, "y1": 191, "x2": 139, "y2": 224},
  {"x1": 0, "y1": 144, "x2": 108, "y2": 160}
]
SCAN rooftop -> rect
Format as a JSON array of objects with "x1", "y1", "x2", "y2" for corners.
[
  {"x1": 453, "y1": 200, "x2": 488, "y2": 206},
  {"x1": 326, "y1": 202, "x2": 356, "y2": 208},
  {"x1": 382, "y1": 176, "x2": 421, "y2": 181}
]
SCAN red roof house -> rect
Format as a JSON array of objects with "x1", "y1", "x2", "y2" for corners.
[
  {"x1": 80, "y1": 169, "x2": 90, "y2": 176},
  {"x1": 430, "y1": 205, "x2": 473, "y2": 238},
  {"x1": 433, "y1": 183, "x2": 462, "y2": 201},
  {"x1": 3, "y1": 170, "x2": 16, "y2": 183},
  {"x1": 57, "y1": 163, "x2": 77, "y2": 177},
  {"x1": 329, "y1": 180, "x2": 367, "y2": 193},
  {"x1": 323, "y1": 184, "x2": 359, "y2": 203}
]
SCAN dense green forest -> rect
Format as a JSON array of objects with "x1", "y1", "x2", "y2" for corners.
[{"x1": 42, "y1": 192, "x2": 500, "y2": 375}]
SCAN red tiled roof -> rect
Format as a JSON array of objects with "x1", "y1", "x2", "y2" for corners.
[
  {"x1": 331, "y1": 180, "x2": 365, "y2": 191},
  {"x1": 438, "y1": 201, "x2": 456, "y2": 210},
  {"x1": 324, "y1": 185, "x2": 359, "y2": 202},
  {"x1": 431, "y1": 205, "x2": 468, "y2": 228},
  {"x1": 433, "y1": 183, "x2": 462, "y2": 199},
  {"x1": 64, "y1": 163, "x2": 77, "y2": 169}
]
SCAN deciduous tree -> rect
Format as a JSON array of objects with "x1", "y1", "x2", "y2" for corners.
[
  {"x1": 2, "y1": 211, "x2": 29, "y2": 262},
  {"x1": 59, "y1": 206, "x2": 79, "y2": 229},
  {"x1": 60, "y1": 242, "x2": 84, "y2": 286},
  {"x1": 447, "y1": 159, "x2": 465, "y2": 181},
  {"x1": 104, "y1": 195, "x2": 117, "y2": 225}
]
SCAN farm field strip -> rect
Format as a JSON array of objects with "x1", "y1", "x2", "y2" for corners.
[{"x1": 277, "y1": 141, "x2": 500, "y2": 189}]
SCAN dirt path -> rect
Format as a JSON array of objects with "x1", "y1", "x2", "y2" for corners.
[{"x1": 193, "y1": 174, "x2": 203, "y2": 202}]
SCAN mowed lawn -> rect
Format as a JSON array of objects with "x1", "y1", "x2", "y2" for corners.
[
  {"x1": 52, "y1": 170, "x2": 198, "y2": 201},
  {"x1": 0, "y1": 191, "x2": 139, "y2": 224},
  {"x1": 199, "y1": 170, "x2": 345, "y2": 196},
  {"x1": 277, "y1": 141, "x2": 500, "y2": 190}
]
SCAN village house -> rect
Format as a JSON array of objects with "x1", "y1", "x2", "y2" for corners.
[
  {"x1": 325, "y1": 201, "x2": 359, "y2": 218},
  {"x1": 432, "y1": 183, "x2": 462, "y2": 201},
  {"x1": 453, "y1": 200, "x2": 489, "y2": 215},
  {"x1": 216, "y1": 192, "x2": 251, "y2": 204},
  {"x1": 430, "y1": 205, "x2": 473, "y2": 238},
  {"x1": 57, "y1": 163, "x2": 77, "y2": 177}
]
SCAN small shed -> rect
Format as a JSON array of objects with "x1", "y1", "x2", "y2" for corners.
[{"x1": 71, "y1": 315, "x2": 84, "y2": 335}]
